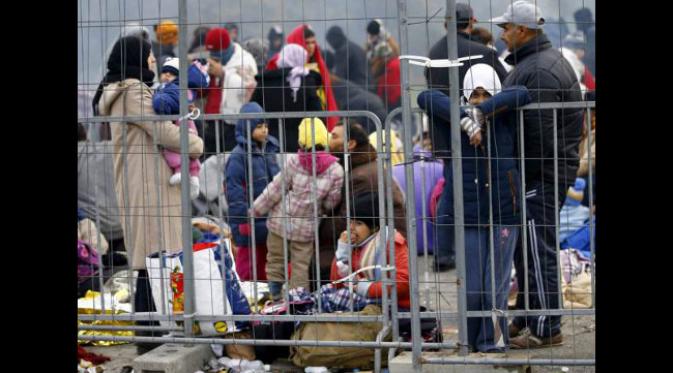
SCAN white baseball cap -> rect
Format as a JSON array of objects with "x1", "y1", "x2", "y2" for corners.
[{"x1": 491, "y1": 1, "x2": 545, "y2": 29}]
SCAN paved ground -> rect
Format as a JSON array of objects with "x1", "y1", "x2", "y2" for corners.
[{"x1": 82, "y1": 255, "x2": 595, "y2": 373}]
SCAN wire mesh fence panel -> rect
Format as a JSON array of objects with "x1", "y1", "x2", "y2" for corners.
[{"x1": 78, "y1": 0, "x2": 595, "y2": 371}]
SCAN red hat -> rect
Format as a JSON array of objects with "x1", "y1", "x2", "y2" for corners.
[{"x1": 205, "y1": 28, "x2": 231, "y2": 52}]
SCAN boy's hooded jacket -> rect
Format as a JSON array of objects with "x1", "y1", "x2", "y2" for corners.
[{"x1": 225, "y1": 102, "x2": 280, "y2": 247}]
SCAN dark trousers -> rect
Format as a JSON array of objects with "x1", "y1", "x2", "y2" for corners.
[
  {"x1": 512, "y1": 182, "x2": 568, "y2": 338},
  {"x1": 434, "y1": 163, "x2": 456, "y2": 266},
  {"x1": 134, "y1": 270, "x2": 161, "y2": 341}
]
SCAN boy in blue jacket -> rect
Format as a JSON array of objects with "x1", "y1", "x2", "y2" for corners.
[
  {"x1": 152, "y1": 57, "x2": 209, "y2": 199},
  {"x1": 225, "y1": 102, "x2": 280, "y2": 281},
  {"x1": 418, "y1": 63, "x2": 531, "y2": 352}
]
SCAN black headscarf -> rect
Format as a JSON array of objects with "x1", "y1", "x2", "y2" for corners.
[{"x1": 92, "y1": 36, "x2": 155, "y2": 115}]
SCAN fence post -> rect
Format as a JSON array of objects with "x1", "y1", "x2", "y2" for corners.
[
  {"x1": 396, "y1": 0, "x2": 423, "y2": 370},
  {"x1": 444, "y1": 0, "x2": 470, "y2": 356},
  {"x1": 178, "y1": 0, "x2": 196, "y2": 339}
]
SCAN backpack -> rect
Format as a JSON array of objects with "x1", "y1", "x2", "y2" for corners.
[
  {"x1": 77, "y1": 240, "x2": 100, "y2": 284},
  {"x1": 289, "y1": 304, "x2": 389, "y2": 370}
]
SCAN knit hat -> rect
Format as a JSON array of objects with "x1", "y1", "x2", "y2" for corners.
[
  {"x1": 351, "y1": 192, "x2": 380, "y2": 231},
  {"x1": 463, "y1": 63, "x2": 502, "y2": 101},
  {"x1": 205, "y1": 27, "x2": 232, "y2": 52},
  {"x1": 205, "y1": 27, "x2": 235, "y2": 64},
  {"x1": 156, "y1": 20, "x2": 179, "y2": 45},
  {"x1": 161, "y1": 57, "x2": 180, "y2": 76},
  {"x1": 298, "y1": 117, "x2": 329, "y2": 149}
]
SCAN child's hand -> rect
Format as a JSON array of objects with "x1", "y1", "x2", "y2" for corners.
[
  {"x1": 336, "y1": 260, "x2": 350, "y2": 278},
  {"x1": 469, "y1": 130, "x2": 482, "y2": 147},
  {"x1": 339, "y1": 230, "x2": 351, "y2": 244}
]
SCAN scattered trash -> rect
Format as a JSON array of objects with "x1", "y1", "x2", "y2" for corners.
[
  {"x1": 103, "y1": 270, "x2": 137, "y2": 297},
  {"x1": 77, "y1": 345, "x2": 111, "y2": 365},
  {"x1": 305, "y1": 367, "x2": 329, "y2": 373},
  {"x1": 77, "y1": 291, "x2": 134, "y2": 346},
  {"x1": 197, "y1": 357, "x2": 268, "y2": 373},
  {"x1": 211, "y1": 344, "x2": 225, "y2": 357},
  {"x1": 78, "y1": 358, "x2": 106, "y2": 373}
]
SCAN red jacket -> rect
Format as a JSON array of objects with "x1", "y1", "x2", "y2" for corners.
[
  {"x1": 330, "y1": 230, "x2": 410, "y2": 309},
  {"x1": 265, "y1": 25, "x2": 339, "y2": 130},
  {"x1": 583, "y1": 66, "x2": 596, "y2": 91},
  {"x1": 376, "y1": 57, "x2": 401, "y2": 109}
]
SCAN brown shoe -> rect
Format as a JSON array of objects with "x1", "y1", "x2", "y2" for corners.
[
  {"x1": 509, "y1": 329, "x2": 563, "y2": 349},
  {"x1": 509, "y1": 323, "x2": 522, "y2": 338}
]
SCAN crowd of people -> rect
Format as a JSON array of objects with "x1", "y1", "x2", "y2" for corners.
[{"x1": 78, "y1": 0, "x2": 596, "y2": 357}]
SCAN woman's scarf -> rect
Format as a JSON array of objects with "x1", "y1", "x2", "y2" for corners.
[{"x1": 92, "y1": 36, "x2": 155, "y2": 115}]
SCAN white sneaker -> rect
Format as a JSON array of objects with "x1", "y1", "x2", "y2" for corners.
[
  {"x1": 190, "y1": 176, "x2": 200, "y2": 200},
  {"x1": 169, "y1": 172, "x2": 182, "y2": 186}
]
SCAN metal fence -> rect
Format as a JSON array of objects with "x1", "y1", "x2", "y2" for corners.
[{"x1": 78, "y1": 0, "x2": 596, "y2": 371}]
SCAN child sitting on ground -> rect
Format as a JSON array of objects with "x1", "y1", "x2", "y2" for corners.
[{"x1": 331, "y1": 191, "x2": 411, "y2": 309}]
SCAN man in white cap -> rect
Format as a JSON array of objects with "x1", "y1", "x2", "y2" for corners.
[{"x1": 491, "y1": 0, "x2": 584, "y2": 349}]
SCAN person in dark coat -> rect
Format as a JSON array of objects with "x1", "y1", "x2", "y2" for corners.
[
  {"x1": 330, "y1": 74, "x2": 387, "y2": 134},
  {"x1": 491, "y1": 0, "x2": 584, "y2": 349},
  {"x1": 325, "y1": 25, "x2": 369, "y2": 87},
  {"x1": 267, "y1": 25, "x2": 284, "y2": 60},
  {"x1": 425, "y1": 2, "x2": 509, "y2": 271},
  {"x1": 574, "y1": 7, "x2": 596, "y2": 77},
  {"x1": 316, "y1": 120, "x2": 407, "y2": 285},
  {"x1": 226, "y1": 102, "x2": 280, "y2": 281},
  {"x1": 250, "y1": 44, "x2": 323, "y2": 153},
  {"x1": 188, "y1": 26, "x2": 211, "y2": 54}
]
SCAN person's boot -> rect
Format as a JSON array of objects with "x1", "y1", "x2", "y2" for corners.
[{"x1": 135, "y1": 325, "x2": 162, "y2": 355}]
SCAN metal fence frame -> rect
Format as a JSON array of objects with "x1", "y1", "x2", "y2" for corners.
[{"x1": 78, "y1": 0, "x2": 596, "y2": 371}]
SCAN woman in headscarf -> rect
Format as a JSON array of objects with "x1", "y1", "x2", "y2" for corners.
[
  {"x1": 251, "y1": 43, "x2": 322, "y2": 152},
  {"x1": 92, "y1": 35, "x2": 204, "y2": 354},
  {"x1": 266, "y1": 24, "x2": 339, "y2": 130}
]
